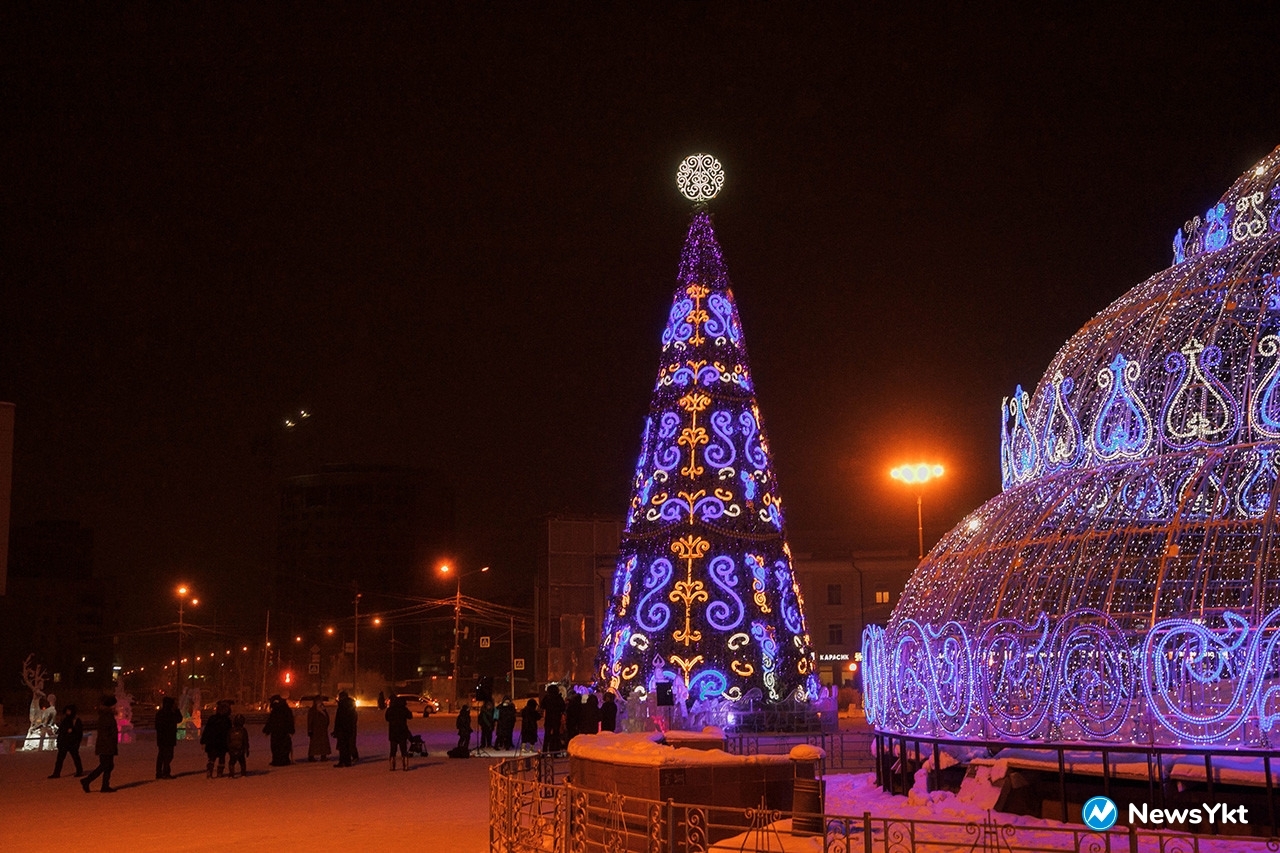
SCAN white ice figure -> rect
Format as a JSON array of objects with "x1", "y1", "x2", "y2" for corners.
[
  {"x1": 114, "y1": 678, "x2": 135, "y2": 743},
  {"x1": 19, "y1": 654, "x2": 55, "y2": 750}
]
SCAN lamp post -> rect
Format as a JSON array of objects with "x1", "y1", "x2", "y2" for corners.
[
  {"x1": 353, "y1": 591, "x2": 362, "y2": 701},
  {"x1": 440, "y1": 563, "x2": 489, "y2": 707},
  {"x1": 175, "y1": 585, "x2": 198, "y2": 694},
  {"x1": 890, "y1": 463, "x2": 945, "y2": 560}
]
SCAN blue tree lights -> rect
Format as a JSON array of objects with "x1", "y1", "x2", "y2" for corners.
[
  {"x1": 596, "y1": 177, "x2": 817, "y2": 704},
  {"x1": 865, "y1": 144, "x2": 1280, "y2": 748}
]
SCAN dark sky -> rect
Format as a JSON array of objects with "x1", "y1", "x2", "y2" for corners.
[{"x1": 4, "y1": 5, "x2": 1280, "y2": 628}]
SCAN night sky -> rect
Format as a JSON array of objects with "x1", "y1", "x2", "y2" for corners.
[{"x1": 4, "y1": 6, "x2": 1280, "y2": 630}]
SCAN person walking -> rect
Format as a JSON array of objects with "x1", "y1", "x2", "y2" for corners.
[
  {"x1": 600, "y1": 691, "x2": 618, "y2": 732},
  {"x1": 478, "y1": 697, "x2": 495, "y2": 749},
  {"x1": 201, "y1": 699, "x2": 233, "y2": 778},
  {"x1": 154, "y1": 697, "x2": 182, "y2": 779},
  {"x1": 496, "y1": 697, "x2": 517, "y2": 750},
  {"x1": 519, "y1": 698, "x2": 541, "y2": 752},
  {"x1": 384, "y1": 694, "x2": 412, "y2": 771},
  {"x1": 80, "y1": 695, "x2": 118, "y2": 793},
  {"x1": 541, "y1": 684, "x2": 564, "y2": 753},
  {"x1": 263, "y1": 695, "x2": 295, "y2": 766},
  {"x1": 333, "y1": 690, "x2": 358, "y2": 767},
  {"x1": 306, "y1": 696, "x2": 331, "y2": 762},
  {"x1": 48, "y1": 704, "x2": 83, "y2": 779},
  {"x1": 226, "y1": 714, "x2": 250, "y2": 778}
]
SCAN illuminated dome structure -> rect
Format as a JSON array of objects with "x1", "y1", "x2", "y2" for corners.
[{"x1": 863, "y1": 146, "x2": 1280, "y2": 748}]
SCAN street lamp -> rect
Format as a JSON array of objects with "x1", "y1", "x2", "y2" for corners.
[
  {"x1": 175, "y1": 585, "x2": 198, "y2": 694},
  {"x1": 890, "y1": 463, "x2": 945, "y2": 560},
  {"x1": 440, "y1": 563, "x2": 489, "y2": 706}
]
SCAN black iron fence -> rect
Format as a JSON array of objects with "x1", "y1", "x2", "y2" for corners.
[{"x1": 490, "y1": 753, "x2": 1280, "y2": 853}]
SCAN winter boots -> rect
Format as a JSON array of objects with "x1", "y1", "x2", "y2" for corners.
[
  {"x1": 402, "y1": 754, "x2": 409, "y2": 771},
  {"x1": 206, "y1": 761, "x2": 214, "y2": 779}
]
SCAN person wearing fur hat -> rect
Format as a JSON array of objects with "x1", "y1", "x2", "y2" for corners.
[
  {"x1": 80, "y1": 695, "x2": 118, "y2": 793},
  {"x1": 48, "y1": 704, "x2": 83, "y2": 779}
]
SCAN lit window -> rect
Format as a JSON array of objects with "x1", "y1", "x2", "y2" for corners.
[
  {"x1": 875, "y1": 590, "x2": 891, "y2": 604},
  {"x1": 827, "y1": 584, "x2": 842, "y2": 605},
  {"x1": 827, "y1": 623, "x2": 843, "y2": 645}
]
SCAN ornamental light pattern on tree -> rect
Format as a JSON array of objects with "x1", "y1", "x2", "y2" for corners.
[
  {"x1": 863, "y1": 144, "x2": 1280, "y2": 747},
  {"x1": 597, "y1": 202, "x2": 817, "y2": 704}
]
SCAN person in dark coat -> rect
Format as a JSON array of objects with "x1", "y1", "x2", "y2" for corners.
[
  {"x1": 600, "y1": 691, "x2": 618, "y2": 732},
  {"x1": 377, "y1": 690, "x2": 387, "y2": 711},
  {"x1": 496, "y1": 698, "x2": 517, "y2": 750},
  {"x1": 478, "y1": 698, "x2": 495, "y2": 749},
  {"x1": 80, "y1": 695, "x2": 118, "y2": 793},
  {"x1": 385, "y1": 694, "x2": 412, "y2": 771},
  {"x1": 307, "y1": 696, "x2": 331, "y2": 762},
  {"x1": 333, "y1": 690, "x2": 358, "y2": 767},
  {"x1": 581, "y1": 692, "x2": 599, "y2": 736},
  {"x1": 263, "y1": 695, "x2": 295, "y2": 766},
  {"x1": 49, "y1": 704, "x2": 84, "y2": 778},
  {"x1": 519, "y1": 699, "x2": 541, "y2": 751},
  {"x1": 226, "y1": 714, "x2": 250, "y2": 778},
  {"x1": 540, "y1": 684, "x2": 564, "y2": 753},
  {"x1": 451, "y1": 703, "x2": 472, "y2": 756},
  {"x1": 564, "y1": 691, "x2": 582, "y2": 745},
  {"x1": 201, "y1": 700, "x2": 233, "y2": 778},
  {"x1": 154, "y1": 697, "x2": 182, "y2": 779}
]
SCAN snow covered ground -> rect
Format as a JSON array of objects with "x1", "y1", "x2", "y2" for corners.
[{"x1": 0, "y1": 710, "x2": 498, "y2": 852}]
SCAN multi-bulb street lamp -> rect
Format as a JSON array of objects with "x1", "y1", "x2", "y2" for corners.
[
  {"x1": 890, "y1": 463, "x2": 945, "y2": 560},
  {"x1": 439, "y1": 563, "x2": 489, "y2": 705},
  {"x1": 175, "y1": 585, "x2": 198, "y2": 693}
]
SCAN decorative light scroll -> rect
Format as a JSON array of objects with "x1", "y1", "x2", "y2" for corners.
[
  {"x1": 597, "y1": 208, "x2": 817, "y2": 703},
  {"x1": 864, "y1": 607, "x2": 1280, "y2": 747}
]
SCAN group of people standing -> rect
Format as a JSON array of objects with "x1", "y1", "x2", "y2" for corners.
[
  {"x1": 54, "y1": 683, "x2": 622, "y2": 790},
  {"x1": 447, "y1": 685, "x2": 618, "y2": 757}
]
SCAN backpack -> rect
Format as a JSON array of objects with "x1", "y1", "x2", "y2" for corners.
[{"x1": 227, "y1": 727, "x2": 247, "y2": 753}]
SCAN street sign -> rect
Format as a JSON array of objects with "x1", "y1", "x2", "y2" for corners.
[
  {"x1": 308, "y1": 663, "x2": 320, "y2": 674},
  {"x1": 479, "y1": 636, "x2": 491, "y2": 648},
  {"x1": 513, "y1": 658, "x2": 525, "y2": 671}
]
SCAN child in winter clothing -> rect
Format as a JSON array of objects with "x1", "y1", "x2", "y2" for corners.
[{"x1": 227, "y1": 714, "x2": 250, "y2": 778}]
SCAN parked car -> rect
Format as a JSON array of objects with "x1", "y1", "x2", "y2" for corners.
[{"x1": 395, "y1": 694, "x2": 441, "y2": 717}]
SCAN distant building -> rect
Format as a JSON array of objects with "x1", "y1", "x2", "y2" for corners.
[
  {"x1": 791, "y1": 551, "x2": 917, "y2": 688},
  {"x1": 535, "y1": 516, "x2": 621, "y2": 685},
  {"x1": 0, "y1": 520, "x2": 110, "y2": 705},
  {"x1": 275, "y1": 464, "x2": 454, "y2": 631}
]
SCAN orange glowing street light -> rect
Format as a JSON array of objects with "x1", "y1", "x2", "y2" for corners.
[
  {"x1": 440, "y1": 562, "x2": 489, "y2": 705},
  {"x1": 890, "y1": 463, "x2": 945, "y2": 560}
]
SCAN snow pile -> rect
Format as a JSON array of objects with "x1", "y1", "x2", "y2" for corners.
[
  {"x1": 567, "y1": 731, "x2": 790, "y2": 767},
  {"x1": 788, "y1": 744, "x2": 825, "y2": 762}
]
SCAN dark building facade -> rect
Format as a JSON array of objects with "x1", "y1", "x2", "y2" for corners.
[
  {"x1": 0, "y1": 520, "x2": 111, "y2": 710},
  {"x1": 535, "y1": 516, "x2": 621, "y2": 685},
  {"x1": 275, "y1": 464, "x2": 454, "y2": 632}
]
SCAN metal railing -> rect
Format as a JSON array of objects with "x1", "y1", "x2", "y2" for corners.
[
  {"x1": 490, "y1": 753, "x2": 1280, "y2": 853},
  {"x1": 873, "y1": 730, "x2": 1280, "y2": 837}
]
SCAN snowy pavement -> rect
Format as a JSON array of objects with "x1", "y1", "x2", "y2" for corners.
[{"x1": 0, "y1": 710, "x2": 500, "y2": 852}]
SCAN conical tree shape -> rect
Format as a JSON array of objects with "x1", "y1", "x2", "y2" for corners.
[{"x1": 597, "y1": 212, "x2": 818, "y2": 704}]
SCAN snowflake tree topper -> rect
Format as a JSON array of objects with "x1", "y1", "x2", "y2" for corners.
[{"x1": 677, "y1": 154, "x2": 725, "y2": 203}]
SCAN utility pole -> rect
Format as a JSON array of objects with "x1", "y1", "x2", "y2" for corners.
[{"x1": 353, "y1": 590, "x2": 362, "y2": 700}]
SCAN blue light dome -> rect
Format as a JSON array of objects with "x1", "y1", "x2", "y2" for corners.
[{"x1": 864, "y1": 146, "x2": 1280, "y2": 747}]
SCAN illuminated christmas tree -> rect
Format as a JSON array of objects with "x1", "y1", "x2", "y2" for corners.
[{"x1": 597, "y1": 155, "x2": 818, "y2": 704}]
